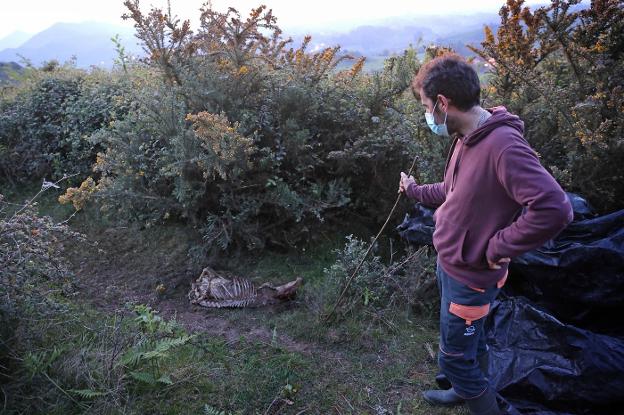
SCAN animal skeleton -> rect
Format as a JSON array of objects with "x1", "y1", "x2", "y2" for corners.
[{"x1": 189, "y1": 267, "x2": 303, "y2": 308}]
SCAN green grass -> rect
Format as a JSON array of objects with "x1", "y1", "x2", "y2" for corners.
[
  {"x1": 2, "y1": 183, "x2": 466, "y2": 414},
  {"x1": 4, "y1": 300, "x2": 464, "y2": 414}
]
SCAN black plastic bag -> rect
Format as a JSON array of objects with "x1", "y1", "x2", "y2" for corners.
[
  {"x1": 509, "y1": 208, "x2": 624, "y2": 333},
  {"x1": 486, "y1": 297, "x2": 624, "y2": 415},
  {"x1": 566, "y1": 192, "x2": 596, "y2": 221},
  {"x1": 395, "y1": 202, "x2": 435, "y2": 246}
]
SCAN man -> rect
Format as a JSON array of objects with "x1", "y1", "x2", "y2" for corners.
[{"x1": 399, "y1": 54, "x2": 573, "y2": 415}]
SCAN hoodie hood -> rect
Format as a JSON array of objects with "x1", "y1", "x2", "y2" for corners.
[
  {"x1": 463, "y1": 106, "x2": 525, "y2": 147},
  {"x1": 444, "y1": 106, "x2": 525, "y2": 191}
]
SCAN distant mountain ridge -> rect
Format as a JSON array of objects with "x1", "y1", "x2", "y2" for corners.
[
  {"x1": 0, "y1": 31, "x2": 32, "y2": 51},
  {"x1": 0, "y1": 16, "x2": 500, "y2": 69},
  {"x1": 0, "y1": 21, "x2": 143, "y2": 69},
  {"x1": 292, "y1": 25, "x2": 436, "y2": 56},
  {"x1": 286, "y1": 12, "x2": 500, "y2": 49}
]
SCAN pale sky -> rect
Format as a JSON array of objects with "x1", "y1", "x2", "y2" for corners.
[{"x1": 0, "y1": 0, "x2": 556, "y2": 39}]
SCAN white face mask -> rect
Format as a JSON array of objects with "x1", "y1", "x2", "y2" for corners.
[{"x1": 425, "y1": 98, "x2": 449, "y2": 137}]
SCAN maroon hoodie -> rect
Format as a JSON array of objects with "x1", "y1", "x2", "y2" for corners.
[{"x1": 406, "y1": 106, "x2": 573, "y2": 288}]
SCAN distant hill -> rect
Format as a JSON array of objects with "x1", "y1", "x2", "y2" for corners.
[
  {"x1": 0, "y1": 61, "x2": 24, "y2": 84},
  {"x1": 292, "y1": 25, "x2": 436, "y2": 56},
  {"x1": 288, "y1": 13, "x2": 501, "y2": 59},
  {"x1": 0, "y1": 31, "x2": 33, "y2": 50},
  {"x1": 0, "y1": 21, "x2": 144, "y2": 69},
  {"x1": 434, "y1": 26, "x2": 499, "y2": 56}
]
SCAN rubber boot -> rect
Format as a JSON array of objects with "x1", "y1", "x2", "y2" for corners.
[
  {"x1": 422, "y1": 387, "x2": 465, "y2": 407},
  {"x1": 466, "y1": 386, "x2": 501, "y2": 415},
  {"x1": 435, "y1": 351, "x2": 489, "y2": 390}
]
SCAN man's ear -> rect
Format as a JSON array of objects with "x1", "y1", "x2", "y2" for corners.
[{"x1": 437, "y1": 94, "x2": 450, "y2": 112}]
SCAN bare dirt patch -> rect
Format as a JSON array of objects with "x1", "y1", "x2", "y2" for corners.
[{"x1": 67, "y1": 223, "x2": 326, "y2": 357}]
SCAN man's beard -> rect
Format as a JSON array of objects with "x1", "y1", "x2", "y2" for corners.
[{"x1": 445, "y1": 116, "x2": 458, "y2": 137}]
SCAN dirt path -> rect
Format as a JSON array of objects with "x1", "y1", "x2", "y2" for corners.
[{"x1": 67, "y1": 223, "x2": 333, "y2": 357}]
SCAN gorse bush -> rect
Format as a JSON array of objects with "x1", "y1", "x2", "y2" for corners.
[
  {"x1": 471, "y1": 0, "x2": 624, "y2": 213},
  {"x1": 57, "y1": 1, "x2": 429, "y2": 254},
  {"x1": 0, "y1": 63, "x2": 130, "y2": 186}
]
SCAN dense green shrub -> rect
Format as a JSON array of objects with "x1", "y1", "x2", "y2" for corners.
[
  {"x1": 308, "y1": 235, "x2": 438, "y2": 321},
  {"x1": 0, "y1": 63, "x2": 129, "y2": 185},
  {"x1": 58, "y1": 2, "x2": 435, "y2": 254}
]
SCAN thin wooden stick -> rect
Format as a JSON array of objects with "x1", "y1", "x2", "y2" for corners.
[{"x1": 322, "y1": 153, "x2": 419, "y2": 323}]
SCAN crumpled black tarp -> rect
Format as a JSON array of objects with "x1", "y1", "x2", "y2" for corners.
[
  {"x1": 510, "y1": 206, "x2": 624, "y2": 336},
  {"x1": 566, "y1": 192, "x2": 596, "y2": 221},
  {"x1": 486, "y1": 296, "x2": 624, "y2": 415},
  {"x1": 396, "y1": 193, "x2": 624, "y2": 414}
]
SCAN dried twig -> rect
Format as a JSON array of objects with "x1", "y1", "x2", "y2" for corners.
[
  {"x1": 424, "y1": 342, "x2": 436, "y2": 361},
  {"x1": 9, "y1": 173, "x2": 79, "y2": 221}
]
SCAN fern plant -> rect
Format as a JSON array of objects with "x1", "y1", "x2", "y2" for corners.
[
  {"x1": 117, "y1": 304, "x2": 195, "y2": 388},
  {"x1": 69, "y1": 388, "x2": 108, "y2": 399}
]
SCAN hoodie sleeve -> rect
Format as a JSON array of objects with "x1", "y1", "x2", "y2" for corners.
[
  {"x1": 485, "y1": 142, "x2": 574, "y2": 262},
  {"x1": 405, "y1": 182, "x2": 446, "y2": 208}
]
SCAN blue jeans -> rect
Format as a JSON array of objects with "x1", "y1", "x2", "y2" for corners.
[{"x1": 436, "y1": 259, "x2": 502, "y2": 399}]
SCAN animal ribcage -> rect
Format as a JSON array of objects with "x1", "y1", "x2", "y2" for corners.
[{"x1": 197, "y1": 276, "x2": 258, "y2": 308}]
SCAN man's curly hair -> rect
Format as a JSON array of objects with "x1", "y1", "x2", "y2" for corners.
[{"x1": 412, "y1": 53, "x2": 481, "y2": 111}]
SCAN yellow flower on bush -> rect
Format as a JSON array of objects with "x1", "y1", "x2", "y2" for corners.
[
  {"x1": 321, "y1": 49, "x2": 335, "y2": 63},
  {"x1": 185, "y1": 111, "x2": 254, "y2": 180},
  {"x1": 58, "y1": 177, "x2": 97, "y2": 210},
  {"x1": 349, "y1": 57, "x2": 366, "y2": 78},
  {"x1": 594, "y1": 42, "x2": 606, "y2": 53}
]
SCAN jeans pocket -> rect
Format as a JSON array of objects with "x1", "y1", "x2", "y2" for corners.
[{"x1": 442, "y1": 306, "x2": 484, "y2": 356}]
